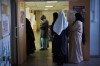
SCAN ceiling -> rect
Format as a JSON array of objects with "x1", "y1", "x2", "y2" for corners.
[{"x1": 25, "y1": 1, "x2": 69, "y2": 11}]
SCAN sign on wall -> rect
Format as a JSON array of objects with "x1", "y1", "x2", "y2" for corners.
[
  {"x1": 2, "y1": 14, "x2": 9, "y2": 37},
  {"x1": 73, "y1": 6, "x2": 85, "y2": 19}
]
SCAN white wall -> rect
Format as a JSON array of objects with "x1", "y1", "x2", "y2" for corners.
[{"x1": 90, "y1": 0, "x2": 100, "y2": 56}]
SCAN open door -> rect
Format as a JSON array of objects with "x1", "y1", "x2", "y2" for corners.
[{"x1": 17, "y1": 0, "x2": 26, "y2": 65}]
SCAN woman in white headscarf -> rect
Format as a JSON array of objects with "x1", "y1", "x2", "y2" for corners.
[{"x1": 50, "y1": 11, "x2": 68, "y2": 66}]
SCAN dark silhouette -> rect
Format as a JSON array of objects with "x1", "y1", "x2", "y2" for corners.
[{"x1": 26, "y1": 18, "x2": 36, "y2": 56}]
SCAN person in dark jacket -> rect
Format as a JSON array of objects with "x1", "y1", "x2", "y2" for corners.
[
  {"x1": 40, "y1": 15, "x2": 49, "y2": 50},
  {"x1": 50, "y1": 11, "x2": 68, "y2": 66},
  {"x1": 26, "y1": 18, "x2": 36, "y2": 56}
]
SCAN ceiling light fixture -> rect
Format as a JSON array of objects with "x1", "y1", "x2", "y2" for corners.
[
  {"x1": 45, "y1": 6, "x2": 53, "y2": 7},
  {"x1": 46, "y1": 1, "x2": 58, "y2": 3}
]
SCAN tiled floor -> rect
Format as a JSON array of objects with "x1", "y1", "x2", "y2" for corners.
[{"x1": 21, "y1": 31, "x2": 100, "y2": 66}]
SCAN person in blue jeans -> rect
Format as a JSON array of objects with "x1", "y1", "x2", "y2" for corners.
[{"x1": 40, "y1": 15, "x2": 49, "y2": 50}]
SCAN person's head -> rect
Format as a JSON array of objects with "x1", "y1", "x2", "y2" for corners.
[
  {"x1": 75, "y1": 13, "x2": 82, "y2": 21},
  {"x1": 53, "y1": 12, "x2": 58, "y2": 22},
  {"x1": 41, "y1": 15, "x2": 46, "y2": 20}
]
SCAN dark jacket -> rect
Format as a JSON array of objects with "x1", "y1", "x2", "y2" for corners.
[{"x1": 40, "y1": 19, "x2": 49, "y2": 38}]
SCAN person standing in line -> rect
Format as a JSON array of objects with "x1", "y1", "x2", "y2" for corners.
[
  {"x1": 26, "y1": 18, "x2": 36, "y2": 56},
  {"x1": 40, "y1": 15, "x2": 49, "y2": 50},
  {"x1": 50, "y1": 11, "x2": 68, "y2": 66},
  {"x1": 68, "y1": 13, "x2": 83, "y2": 63}
]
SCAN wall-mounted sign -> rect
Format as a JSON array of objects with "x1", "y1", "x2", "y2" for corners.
[
  {"x1": 73, "y1": 6, "x2": 85, "y2": 22},
  {"x1": 2, "y1": 14, "x2": 9, "y2": 37},
  {"x1": 73, "y1": 6, "x2": 85, "y2": 13}
]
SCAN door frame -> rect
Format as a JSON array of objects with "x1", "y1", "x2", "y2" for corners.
[{"x1": 10, "y1": 0, "x2": 18, "y2": 65}]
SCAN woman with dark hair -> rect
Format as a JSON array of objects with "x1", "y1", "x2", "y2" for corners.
[
  {"x1": 50, "y1": 11, "x2": 68, "y2": 66},
  {"x1": 50, "y1": 12, "x2": 58, "y2": 53},
  {"x1": 69, "y1": 13, "x2": 83, "y2": 63}
]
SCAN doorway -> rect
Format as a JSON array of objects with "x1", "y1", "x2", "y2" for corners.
[{"x1": 16, "y1": 0, "x2": 90, "y2": 65}]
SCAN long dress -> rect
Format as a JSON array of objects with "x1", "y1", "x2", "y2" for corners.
[
  {"x1": 69, "y1": 20, "x2": 83, "y2": 63},
  {"x1": 51, "y1": 26, "x2": 68, "y2": 64},
  {"x1": 26, "y1": 18, "x2": 36, "y2": 56}
]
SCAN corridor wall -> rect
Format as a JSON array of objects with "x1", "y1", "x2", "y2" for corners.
[{"x1": 90, "y1": 0, "x2": 100, "y2": 56}]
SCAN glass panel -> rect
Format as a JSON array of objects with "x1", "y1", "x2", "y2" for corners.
[{"x1": 90, "y1": 0, "x2": 95, "y2": 22}]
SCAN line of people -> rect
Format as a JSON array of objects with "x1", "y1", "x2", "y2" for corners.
[
  {"x1": 50, "y1": 11, "x2": 84, "y2": 66},
  {"x1": 26, "y1": 11, "x2": 85, "y2": 66}
]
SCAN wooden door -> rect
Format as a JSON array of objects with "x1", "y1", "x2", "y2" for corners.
[{"x1": 17, "y1": 0, "x2": 26, "y2": 65}]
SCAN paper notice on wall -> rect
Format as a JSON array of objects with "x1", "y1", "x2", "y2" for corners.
[
  {"x1": 2, "y1": 14, "x2": 9, "y2": 37},
  {"x1": 2, "y1": 36, "x2": 11, "y2": 57}
]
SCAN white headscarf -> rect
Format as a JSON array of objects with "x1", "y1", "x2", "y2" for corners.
[{"x1": 53, "y1": 11, "x2": 68, "y2": 35}]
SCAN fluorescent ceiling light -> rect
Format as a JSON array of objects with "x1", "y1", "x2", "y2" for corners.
[
  {"x1": 45, "y1": 6, "x2": 53, "y2": 7},
  {"x1": 46, "y1": 1, "x2": 58, "y2": 3}
]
